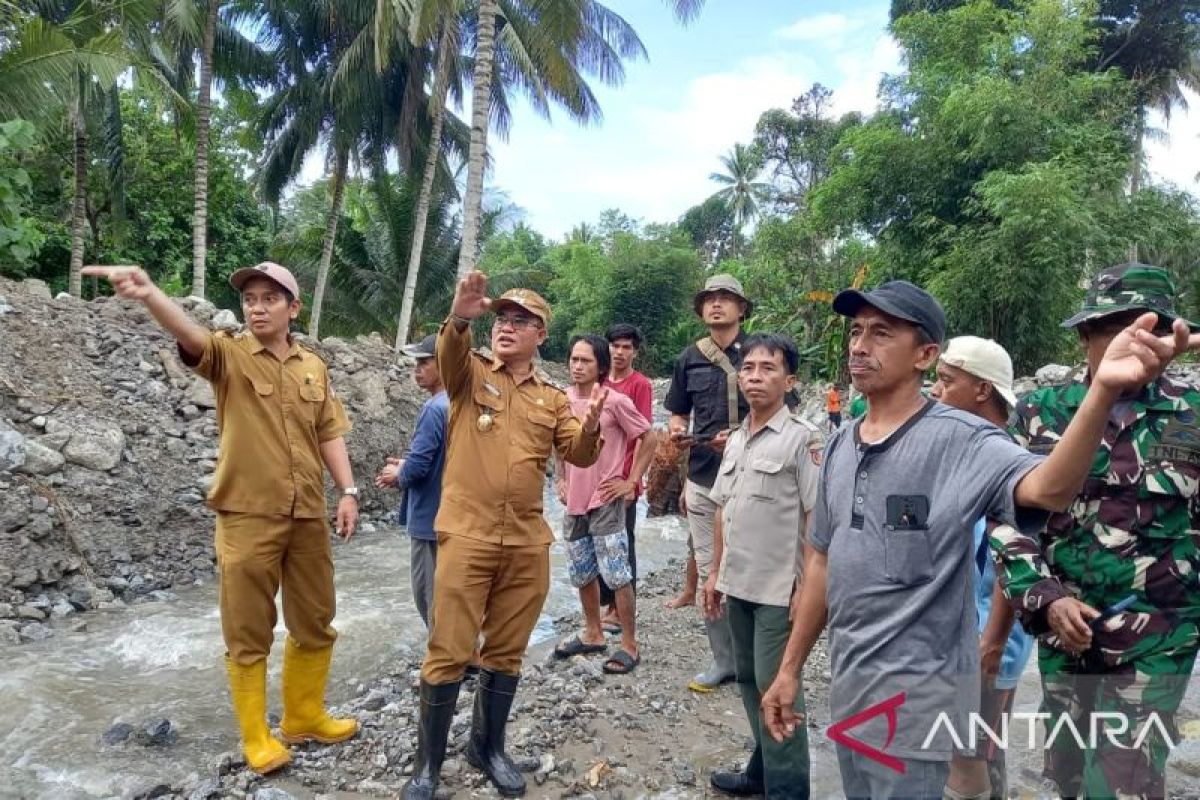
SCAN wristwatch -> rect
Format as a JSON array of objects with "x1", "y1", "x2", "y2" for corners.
[{"x1": 341, "y1": 486, "x2": 360, "y2": 499}]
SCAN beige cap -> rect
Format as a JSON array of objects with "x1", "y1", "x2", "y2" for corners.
[
  {"x1": 940, "y1": 336, "x2": 1018, "y2": 410},
  {"x1": 229, "y1": 261, "x2": 301, "y2": 299},
  {"x1": 694, "y1": 273, "x2": 753, "y2": 317},
  {"x1": 492, "y1": 288, "x2": 551, "y2": 326}
]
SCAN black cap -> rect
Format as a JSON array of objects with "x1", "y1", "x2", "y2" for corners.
[
  {"x1": 833, "y1": 280, "x2": 946, "y2": 344},
  {"x1": 403, "y1": 334, "x2": 437, "y2": 360}
]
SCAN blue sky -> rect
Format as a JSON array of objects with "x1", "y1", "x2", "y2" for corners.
[{"x1": 478, "y1": 0, "x2": 1200, "y2": 239}]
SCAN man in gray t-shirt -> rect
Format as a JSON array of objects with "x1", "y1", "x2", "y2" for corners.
[{"x1": 759, "y1": 280, "x2": 1200, "y2": 800}]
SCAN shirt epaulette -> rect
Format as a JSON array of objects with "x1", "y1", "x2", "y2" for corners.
[
  {"x1": 538, "y1": 371, "x2": 568, "y2": 393},
  {"x1": 791, "y1": 413, "x2": 821, "y2": 433}
]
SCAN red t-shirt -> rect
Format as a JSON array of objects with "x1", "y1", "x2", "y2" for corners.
[{"x1": 606, "y1": 370, "x2": 654, "y2": 495}]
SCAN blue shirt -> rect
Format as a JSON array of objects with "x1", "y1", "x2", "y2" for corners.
[
  {"x1": 973, "y1": 517, "x2": 1034, "y2": 690},
  {"x1": 398, "y1": 391, "x2": 448, "y2": 540}
]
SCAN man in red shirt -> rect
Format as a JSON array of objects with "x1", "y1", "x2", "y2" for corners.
[{"x1": 602, "y1": 324, "x2": 654, "y2": 628}]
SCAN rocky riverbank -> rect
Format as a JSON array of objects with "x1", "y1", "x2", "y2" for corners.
[{"x1": 0, "y1": 276, "x2": 426, "y2": 646}]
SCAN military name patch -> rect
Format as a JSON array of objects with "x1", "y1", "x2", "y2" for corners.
[{"x1": 1148, "y1": 420, "x2": 1200, "y2": 463}]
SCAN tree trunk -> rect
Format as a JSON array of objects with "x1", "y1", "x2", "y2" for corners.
[
  {"x1": 191, "y1": 0, "x2": 219, "y2": 298},
  {"x1": 455, "y1": 0, "x2": 499, "y2": 279},
  {"x1": 396, "y1": 29, "x2": 454, "y2": 350},
  {"x1": 1127, "y1": 109, "x2": 1145, "y2": 262},
  {"x1": 68, "y1": 112, "x2": 88, "y2": 298},
  {"x1": 309, "y1": 147, "x2": 348, "y2": 341}
]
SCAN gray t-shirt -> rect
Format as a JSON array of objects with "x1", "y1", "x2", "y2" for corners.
[{"x1": 809, "y1": 401, "x2": 1043, "y2": 761}]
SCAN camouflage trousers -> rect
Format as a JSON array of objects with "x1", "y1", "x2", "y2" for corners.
[{"x1": 1038, "y1": 645, "x2": 1197, "y2": 799}]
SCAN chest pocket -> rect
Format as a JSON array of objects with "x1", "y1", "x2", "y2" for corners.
[
  {"x1": 1139, "y1": 457, "x2": 1200, "y2": 539},
  {"x1": 522, "y1": 399, "x2": 557, "y2": 454},
  {"x1": 749, "y1": 457, "x2": 788, "y2": 500}
]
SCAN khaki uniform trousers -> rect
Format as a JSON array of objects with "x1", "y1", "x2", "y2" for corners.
[
  {"x1": 422, "y1": 532, "x2": 550, "y2": 684},
  {"x1": 216, "y1": 512, "x2": 337, "y2": 664}
]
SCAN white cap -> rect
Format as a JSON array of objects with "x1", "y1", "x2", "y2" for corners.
[{"x1": 940, "y1": 336, "x2": 1018, "y2": 410}]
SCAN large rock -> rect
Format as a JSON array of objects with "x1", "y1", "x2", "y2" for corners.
[
  {"x1": 211, "y1": 309, "x2": 239, "y2": 331},
  {"x1": 186, "y1": 378, "x2": 216, "y2": 409},
  {"x1": 1035, "y1": 364, "x2": 1073, "y2": 385},
  {"x1": 63, "y1": 427, "x2": 126, "y2": 471},
  {"x1": 0, "y1": 425, "x2": 25, "y2": 472},
  {"x1": 19, "y1": 278, "x2": 51, "y2": 299},
  {"x1": 17, "y1": 439, "x2": 65, "y2": 475}
]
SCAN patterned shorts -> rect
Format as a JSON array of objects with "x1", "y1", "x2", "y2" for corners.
[{"x1": 565, "y1": 504, "x2": 632, "y2": 590}]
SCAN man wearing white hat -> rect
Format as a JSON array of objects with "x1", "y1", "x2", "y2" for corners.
[{"x1": 931, "y1": 336, "x2": 1033, "y2": 800}]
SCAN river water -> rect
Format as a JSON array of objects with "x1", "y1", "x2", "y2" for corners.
[{"x1": 0, "y1": 492, "x2": 689, "y2": 800}]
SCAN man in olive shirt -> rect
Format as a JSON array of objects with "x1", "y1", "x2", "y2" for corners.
[
  {"x1": 702, "y1": 334, "x2": 823, "y2": 799},
  {"x1": 404, "y1": 272, "x2": 606, "y2": 800},
  {"x1": 84, "y1": 262, "x2": 360, "y2": 776}
]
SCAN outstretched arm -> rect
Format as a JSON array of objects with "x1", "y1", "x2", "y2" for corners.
[{"x1": 82, "y1": 266, "x2": 208, "y2": 360}]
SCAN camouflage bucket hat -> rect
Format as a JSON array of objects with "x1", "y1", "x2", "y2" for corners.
[{"x1": 1061, "y1": 262, "x2": 1199, "y2": 332}]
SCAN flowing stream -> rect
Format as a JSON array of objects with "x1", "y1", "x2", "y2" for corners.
[{"x1": 0, "y1": 493, "x2": 689, "y2": 800}]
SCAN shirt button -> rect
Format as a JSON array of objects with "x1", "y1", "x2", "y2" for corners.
[
  {"x1": 855, "y1": 496, "x2": 863, "y2": 504},
  {"x1": 859, "y1": 471, "x2": 867, "y2": 479}
]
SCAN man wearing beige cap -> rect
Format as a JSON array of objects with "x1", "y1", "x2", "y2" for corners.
[
  {"x1": 82, "y1": 262, "x2": 360, "y2": 776},
  {"x1": 403, "y1": 272, "x2": 606, "y2": 800},
  {"x1": 932, "y1": 337, "x2": 1032, "y2": 800}
]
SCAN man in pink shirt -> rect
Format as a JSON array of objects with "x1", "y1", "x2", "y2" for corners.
[{"x1": 554, "y1": 335, "x2": 657, "y2": 674}]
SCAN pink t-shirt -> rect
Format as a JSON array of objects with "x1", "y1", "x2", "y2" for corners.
[{"x1": 565, "y1": 386, "x2": 651, "y2": 515}]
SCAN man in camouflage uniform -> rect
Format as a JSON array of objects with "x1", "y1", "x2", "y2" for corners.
[{"x1": 994, "y1": 263, "x2": 1200, "y2": 799}]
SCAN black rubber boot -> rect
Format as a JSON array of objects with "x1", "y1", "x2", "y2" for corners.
[
  {"x1": 711, "y1": 745, "x2": 765, "y2": 796},
  {"x1": 401, "y1": 680, "x2": 462, "y2": 800},
  {"x1": 465, "y1": 669, "x2": 526, "y2": 797}
]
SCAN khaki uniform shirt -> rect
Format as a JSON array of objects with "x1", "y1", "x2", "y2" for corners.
[
  {"x1": 186, "y1": 331, "x2": 351, "y2": 518},
  {"x1": 710, "y1": 405, "x2": 824, "y2": 607},
  {"x1": 434, "y1": 319, "x2": 602, "y2": 546}
]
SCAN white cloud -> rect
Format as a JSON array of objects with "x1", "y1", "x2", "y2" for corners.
[
  {"x1": 775, "y1": 13, "x2": 860, "y2": 43},
  {"x1": 1146, "y1": 91, "x2": 1200, "y2": 193},
  {"x1": 491, "y1": 29, "x2": 903, "y2": 238}
]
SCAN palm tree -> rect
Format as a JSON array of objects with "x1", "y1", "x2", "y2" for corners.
[
  {"x1": 454, "y1": 0, "x2": 707, "y2": 280},
  {"x1": 709, "y1": 143, "x2": 769, "y2": 238},
  {"x1": 0, "y1": 1, "x2": 173, "y2": 297},
  {"x1": 255, "y1": 0, "x2": 379, "y2": 339},
  {"x1": 157, "y1": 0, "x2": 272, "y2": 299}
]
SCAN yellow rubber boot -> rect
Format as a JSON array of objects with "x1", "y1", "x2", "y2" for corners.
[
  {"x1": 224, "y1": 656, "x2": 292, "y2": 775},
  {"x1": 279, "y1": 638, "x2": 359, "y2": 744}
]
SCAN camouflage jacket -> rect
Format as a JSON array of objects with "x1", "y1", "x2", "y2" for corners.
[{"x1": 993, "y1": 375, "x2": 1200, "y2": 662}]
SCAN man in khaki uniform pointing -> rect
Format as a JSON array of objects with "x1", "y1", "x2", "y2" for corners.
[
  {"x1": 83, "y1": 262, "x2": 360, "y2": 776},
  {"x1": 404, "y1": 271, "x2": 606, "y2": 800}
]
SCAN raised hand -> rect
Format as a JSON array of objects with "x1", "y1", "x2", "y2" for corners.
[
  {"x1": 582, "y1": 385, "x2": 609, "y2": 433},
  {"x1": 1093, "y1": 314, "x2": 1200, "y2": 394},
  {"x1": 81, "y1": 265, "x2": 154, "y2": 302},
  {"x1": 451, "y1": 271, "x2": 492, "y2": 321}
]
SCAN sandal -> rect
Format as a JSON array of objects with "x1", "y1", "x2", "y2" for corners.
[
  {"x1": 602, "y1": 621, "x2": 622, "y2": 635},
  {"x1": 554, "y1": 633, "x2": 607, "y2": 659},
  {"x1": 602, "y1": 648, "x2": 640, "y2": 675}
]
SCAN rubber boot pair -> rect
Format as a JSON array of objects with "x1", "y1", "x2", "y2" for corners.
[
  {"x1": 402, "y1": 669, "x2": 526, "y2": 799},
  {"x1": 689, "y1": 618, "x2": 736, "y2": 692},
  {"x1": 224, "y1": 639, "x2": 357, "y2": 775}
]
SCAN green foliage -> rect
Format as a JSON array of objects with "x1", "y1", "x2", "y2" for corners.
[
  {"x1": 0, "y1": 120, "x2": 45, "y2": 272},
  {"x1": 18, "y1": 89, "x2": 271, "y2": 297},
  {"x1": 812, "y1": 0, "x2": 1141, "y2": 372}
]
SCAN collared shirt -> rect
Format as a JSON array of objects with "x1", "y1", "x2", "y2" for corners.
[
  {"x1": 564, "y1": 387, "x2": 649, "y2": 515},
  {"x1": 995, "y1": 375, "x2": 1200, "y2": 662},
  {"x1": 434, "y1": 320, "x2": 602, "y2": 546},
  {"x1": 710, "y1": 405, "x2": 824, "y2": 607},
  {"x1": 810, "y1": 401, "x2": 1043, "y2": 760},
  {"x1": 185, "y1": 331, "x2": 351, "y2": 518},
  {"x1": 663, "y1": 333, "x2": 749, "y2": 488},
  {"x1": 399, "y1": 390, "x2": 449, "y2": 540}
]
